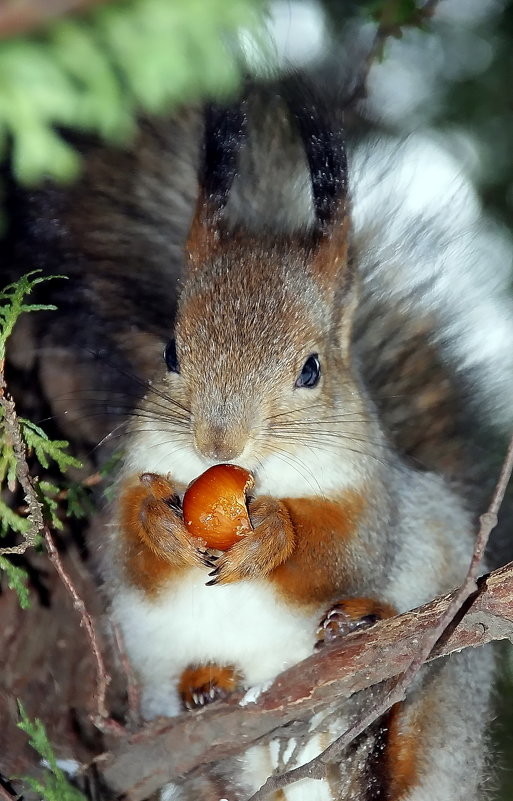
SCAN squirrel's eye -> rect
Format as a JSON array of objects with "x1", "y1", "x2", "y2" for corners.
[
  {"x1": 295, "y1": 354, "x2": 321, "y2": 388},
  {"x1": 164, "y1": 339, "x2": 180, "y2": 373}
]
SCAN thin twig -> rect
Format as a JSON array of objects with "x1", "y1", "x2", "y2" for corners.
[
  {"x1": 346, "y1": 0, "x2": 442, "y2": 108},
  {"x1": 42, "y1": 526, "x2": 123, "y2": 734},
  {"x1": 112, "y1": 623, "x2": 141, "y2": 729},
  {"x1": 0, "y1": 358, "x2": 122, "y2": 733},
  {"x1": 247, "y1": 433, "x2": 513, "y2": 801},
  {"x1": 0, "y1": 783, "x2": 18, "y2": 801}
]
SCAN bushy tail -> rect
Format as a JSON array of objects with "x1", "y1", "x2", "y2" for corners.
[{"x1": 350, "y1": 134, "x2": 513, "y2": 492}]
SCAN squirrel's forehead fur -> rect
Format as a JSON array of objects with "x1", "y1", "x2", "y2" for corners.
[{"x1": 177, "y1": 241, "x2": 330, "y2": 372}]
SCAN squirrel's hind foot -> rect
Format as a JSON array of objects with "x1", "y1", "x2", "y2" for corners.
[
  {"x1": 315, "y1": 598, "x2": 396, "y2": 650},
  {"x1": 178, "y1": 664, "x2": 242, "y2": 711}
]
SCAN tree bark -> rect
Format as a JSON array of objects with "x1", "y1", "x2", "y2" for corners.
[{"x1": 101, "y1": 560, "x2": 513, "y2": 800}]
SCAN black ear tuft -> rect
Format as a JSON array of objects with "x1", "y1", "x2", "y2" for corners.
[
  {"x1": 201, "y1": 100, "x2": 247, "y2": 213},
  {"x1": 284, "y1": 82, "x2": 347, "y2": 234}
]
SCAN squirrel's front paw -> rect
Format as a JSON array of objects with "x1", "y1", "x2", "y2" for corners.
[
  {"x1": 178, "y1": 664, "x2": 242, "y2": 710},
  {"x1": 120, "y1": 472, "x2": 212, "y2": 570},
  {"x1": 206, "y1": 496, "x2": 295, "y2": 584},
  {"x1": 315, "y1": 598, "x2": 396, "y2": 649}
]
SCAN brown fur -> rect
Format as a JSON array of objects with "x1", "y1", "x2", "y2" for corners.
[
  {"x1": 386, "y1": 703, "x2": 421, "y2": 799},
  {"x1": 118, "y1": 472, "x2": 205, "y2": 595},
  {"x1": 178, "y1": 664, "x2": 242, "y2": 709},
  {"x1": 270, "y1": 492, "x2": 366, "y2": 606},
  {"x1": 172, "y1": 229, "x2": 364, "y2": 474}
]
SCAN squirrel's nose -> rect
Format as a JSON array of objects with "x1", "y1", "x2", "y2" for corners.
[{"x1": 194, "y1": 424, "x2": 244, "y2": 463}]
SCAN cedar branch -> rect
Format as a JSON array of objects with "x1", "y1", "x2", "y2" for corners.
[
  {"x1": 0, "y1": 370, "x2": 43, "y2": 556},
  {"x1": 0, "y1": 358, "x2": 117, "y2": 731}
]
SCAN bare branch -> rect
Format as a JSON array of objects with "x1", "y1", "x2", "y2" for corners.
[
  {"x1": 112, "y1": 623, "x2": 141, "y2": 730},
  {"x1": 101, "y1": 557, "x2": 513, "y2": 801},
  {"x1": 347, "y1": 0, "x2": 442, "y2": 108}
]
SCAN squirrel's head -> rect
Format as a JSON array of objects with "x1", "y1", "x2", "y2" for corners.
[{"x1": 146, "y1": 94, "x2": 375, "y2": 491}]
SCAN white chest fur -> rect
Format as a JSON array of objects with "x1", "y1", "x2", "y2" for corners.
[
  {"x1": 124, "y1": 424, "x2": 368, "y2": 499},
  {"x1": 112, "y1": 568, "x2": 319, "y2": 718}
]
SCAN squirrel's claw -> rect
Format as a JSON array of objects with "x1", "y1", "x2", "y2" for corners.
[
  {"x1": 206, "y1": 496, "x2": 295, "y2": 584},
  {"x1": 198, "y1": 549, "x2": 218, "y2": 569},
  {"x1": 205, "y1": 565, "x2": 220, "y2": 585},
  {"x1": 314, "y1": 599, "x2": 396, "y2": 650},
  {"x1": 178, "y1": 664, "x2": 242, "y2": 710}
]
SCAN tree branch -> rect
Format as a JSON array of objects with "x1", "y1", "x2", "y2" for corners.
[
  {"x1": 0, "y1": 358, "x2": 119, "y2": 733},
  {"x1": 101, "y1": 558, "x2": 513, "y2": 801},
  {"x1": 346, "y1": 0, "x2": 442, "y2": 108}
]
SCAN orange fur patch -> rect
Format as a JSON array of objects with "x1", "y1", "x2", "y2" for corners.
[
  {"x1": 178, "y1": 664, "x2": 241, "y2": 709},
  {"x1": 185, "y1": 193, "x2": 218, "y2": 269},
  {"x1": 330, "y1": 598, "x2": 396, "y2": 622},
  {"x1": 270, "y1": 490, "x2": 366, "y2": 605},
  {"x1": 118, "y1": 475, "x2": 182, "y2": 595},
  {"x1": 386, "y1": 703, "x2": 420, "y2": 798},
  {"x1": 310, "y1": 217, "x2": 350, "y2": 291}
]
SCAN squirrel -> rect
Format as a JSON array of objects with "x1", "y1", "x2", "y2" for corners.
[
  {"x1": 5, "y1": 79, "x2": 513, "y2": 799},
  {"x1": 95, "y1": 85, "x2": 513, "y2": 801}
]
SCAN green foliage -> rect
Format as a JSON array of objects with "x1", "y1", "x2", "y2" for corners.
[
  {"x1": 0, "y1": 270, "x2": 60, "y2": 362},
  {"x1": 369, "y1": 0, "x2": 418, "y2": 27},
  {"x1": 0, "y1": 555, "x2": 30, "y2": 608},
  {"x1": 64, "y1": 481, "x2": 95, "y2": 520},
  {"x1": 0, "y1": 496, "x2": 30, "y2": 536},
  {"x1": 17, "y1": 702, "x2": 86, "y2": 801},
  {"x1": 21, "y1": 419, "x2": 82, "y2": 473},
  {"x1": 0, "y1": 0, "x2": 266, "y2": 185},
  {"x1": 0, "y1": 271, "x2": 83, "y2": 607},
  {"x1": 39, "y1": 481, "x2": 64, "y2": 531}
]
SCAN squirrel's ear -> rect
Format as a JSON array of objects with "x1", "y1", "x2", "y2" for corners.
[
  {"x1": 185, "y1": 101, "x2": 247, "y2": 270},
  {"x1": 287, "y1": 88, "x2": 350, "y2": 288}
]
